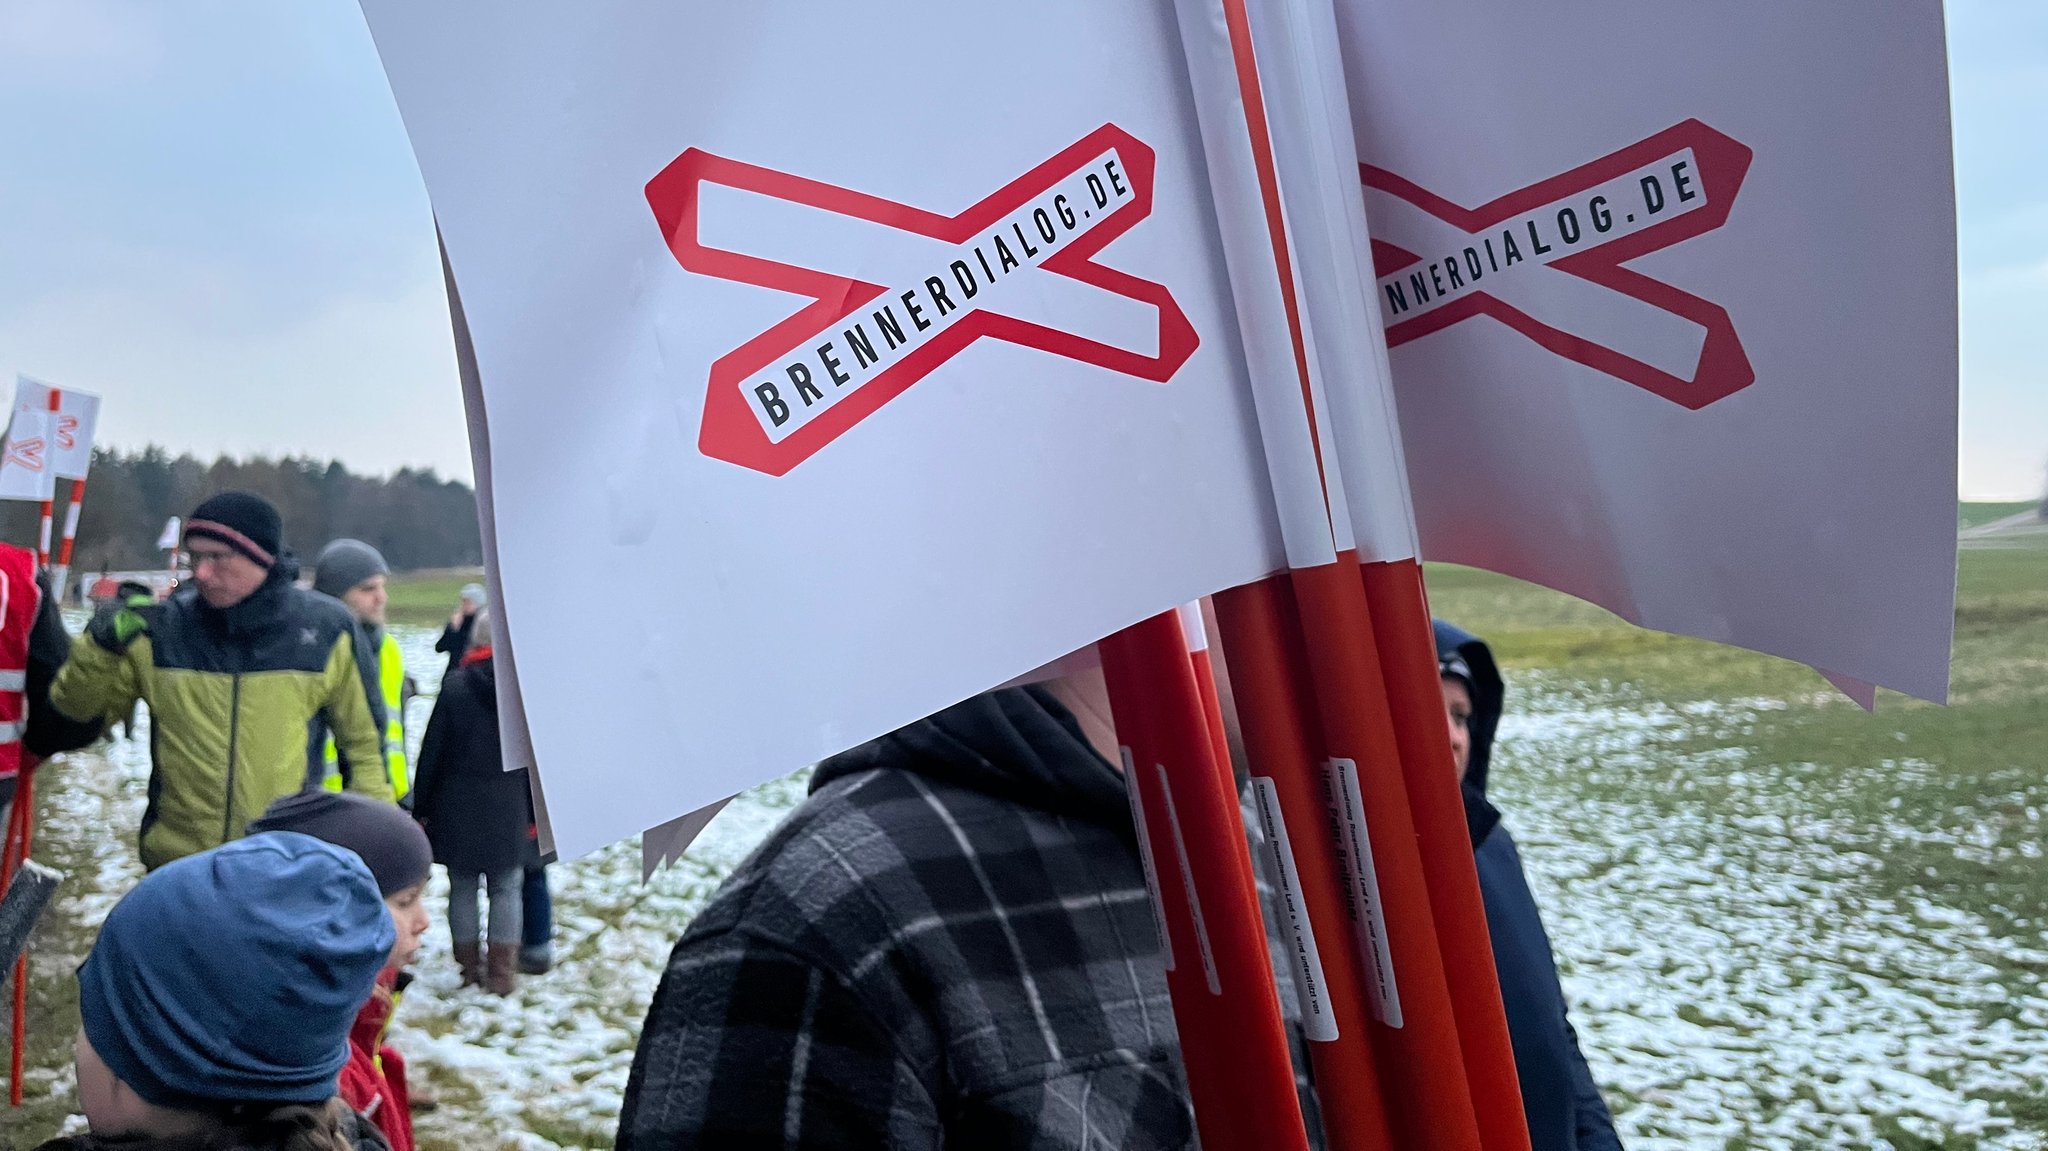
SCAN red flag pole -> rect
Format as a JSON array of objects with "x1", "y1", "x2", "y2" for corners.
[
  {"x1": 1359, "y1": 558, "x2": 1531, "y2": 1150},
  {"x1": 31, "y1": 390, "x2": 59, "y2": 571},
  {"x1": 5, "y1": 760, "x2": 34, "y2": 1108},
  {"x1": 1187, "y1": 0, "x2": 1497, "y2": 1142},
  {"x1": 1211, "y1": 582, "x2": 1399, "y2": 1151},
  {"x1": 51, "y1": 476, "x2": 87, "y2": 602},
  {"x1": 1099, "y1": 610, "x2": 1313, "y2": 1151}
]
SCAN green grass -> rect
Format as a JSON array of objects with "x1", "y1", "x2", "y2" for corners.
[
  {"x1": 1430, "y1": 550, "x2": 2048, "y2": 1140},
  {"x1": 385, "y1": 568, "x2": 484, "y2": 628},
  {"x1": 1958, "y1": 500, "x2": 2040, "y2": 531}
]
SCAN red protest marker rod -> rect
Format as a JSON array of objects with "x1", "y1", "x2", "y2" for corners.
[
  {"x1": 1213, "y1": 579, "x2": 1398, "y2": 1151},
  {"x1": 1180, "y1": 605, "x2": 1268, "y2": 964},
  {"x1": 7, "y1": 761, "x2": 35, "y2": 1108},
  {"x1": 33, "y1": 390, "x2": 60, "y2": 571},
  {"x1": 1288, "y1": 557, "x2": 1487, "y2": 1151},
  {"x1": 1100, "y1": 610, "x2": 1312, "y2": 1151},
  {"x1": 1361, "y1": 558, "x2": 1529, "y2": 1151},
  {"x1": 51, "y1": 477, "x2": 87, "y2": 601}
]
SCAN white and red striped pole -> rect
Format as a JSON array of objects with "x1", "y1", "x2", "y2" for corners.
[
  {"x1": 1164, "y1": 1, "x2": 1529, "y2": 1147},
  {"x1": 49, "y1": 476, "x2": 85, "y2": 603},
  {"x1": 31, "y1": 390, "x2": 59, "y2": 572},
  {"x1": 1099, "y1": 609, "x2": 1316, "y2": 1151}
]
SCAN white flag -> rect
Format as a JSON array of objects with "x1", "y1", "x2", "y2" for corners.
[
  {"x1": 361, "y1": 1, "x2": 1289, "y2": 856},
  {"x1": 1332, "y1": 0, "x2": 1958, "y2": 703},
  {"x1": 0, "y1": 408, "x2": 58, "y2": 503},
  {"x1": 13, "y1": 376, "x2": 101, "y2": 480}
]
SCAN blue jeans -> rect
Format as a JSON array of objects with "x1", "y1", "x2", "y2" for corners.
[{"x1": 522, "y1": 863, "x2": 552, "y2": 949}]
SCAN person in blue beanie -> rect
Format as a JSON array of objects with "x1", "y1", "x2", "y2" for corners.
[
  {"x1": 1436, "y1": 621, "x2": 1624, "y2": 1151},
  {"x1": 34, "y1": 832, "x2": 396, "y2": 1151}
]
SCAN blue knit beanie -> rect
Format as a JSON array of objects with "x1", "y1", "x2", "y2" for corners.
[{"x1": 77, "y1": 832, "x2": 396, "y2": 1109}]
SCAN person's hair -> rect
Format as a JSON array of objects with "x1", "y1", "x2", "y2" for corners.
[
  {"x1": 181, "y1": 1098, "x2": 367, "y2": 1151},
  {"x1": 468, "y1": 608, "x2": 493, "y2": 653}
]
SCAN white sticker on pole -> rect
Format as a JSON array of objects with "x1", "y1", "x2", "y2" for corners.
[
  {"x1": 1155, "y1": 762, "x2": 1221, "y2": 995},
  {"x1": 1321, "y1": 757, "x2": 1403, "y2": 1028},
  {"x1": 1121, "y1": 746, "x2": 1176, "y2": 973},
  {"x1": 1249, "y1": 775, "x2": 1338, "y2": 1042},
  {"x1": 1176, "y1": 601, "x2": 1210, "y2": 654}
]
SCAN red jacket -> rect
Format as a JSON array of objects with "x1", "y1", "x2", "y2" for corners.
[{"x1": 338, "y1": 966, "x2": 414, "y2": 1151}]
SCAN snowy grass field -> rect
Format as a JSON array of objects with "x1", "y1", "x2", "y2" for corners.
[{"x1": 6, "y1": 543, "x2": 2046, "y2": 1149}]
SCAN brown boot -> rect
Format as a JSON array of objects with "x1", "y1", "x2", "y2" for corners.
[
  {"x1": 454, "y1": 941, "x2": 484, "y2": 988},
  {"x1": 485, "y1": 944, "x2": 518, "y2": 997}
]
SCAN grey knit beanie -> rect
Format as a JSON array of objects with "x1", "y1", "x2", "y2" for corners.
[{"x1": 312, "y1": 539, "x2": 390, "y2": 598}]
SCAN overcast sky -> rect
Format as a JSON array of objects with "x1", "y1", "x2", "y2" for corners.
[{"x1": 1, "y1": 1, "x2": 2041, "y2": 495}]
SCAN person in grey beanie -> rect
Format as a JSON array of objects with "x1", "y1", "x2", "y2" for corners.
[
  {"x1": 309, "y1": 539, "x2": 413, "y2": 802},
  {"x1": 433, "y1": 582, "x2": 486, "y2": 677},
  {"x1": 37, "y1": 831, "x2": 395, "y2": 1151}
]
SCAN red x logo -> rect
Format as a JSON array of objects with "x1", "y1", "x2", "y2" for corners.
[
  {"x1": 1363, "y1": 119, "x2": 1755, "y2": 409},
  {"x1": 647, "y1": 124, "x2": 1199, "y2": 476},
  {"x1": 5, "y1": 438, "x2": 44, "y2": 472}
]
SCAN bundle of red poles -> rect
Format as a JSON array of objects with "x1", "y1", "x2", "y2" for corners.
[{"x1": 1089, "y1": 1, "x2": 1531, "y2": 1148}]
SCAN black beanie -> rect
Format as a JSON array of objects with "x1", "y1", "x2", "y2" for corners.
[
  {"x1": 247, "y1": 791, "x2": 432, "y2": 896},
  {"x1": 185, "y1": 491, "x2": 283, "y2": 570}
]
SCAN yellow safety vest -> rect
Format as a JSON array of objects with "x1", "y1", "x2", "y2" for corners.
[{"x1": 323, "y1": 631, "x2": 409, "y2": 800}]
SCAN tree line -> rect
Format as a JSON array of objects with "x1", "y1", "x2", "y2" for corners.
[{"x1": 0, "y1": 446, "x2": 481, "y2": 573}]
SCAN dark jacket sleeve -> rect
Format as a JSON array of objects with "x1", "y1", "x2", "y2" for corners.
[
  {"x1": 1566, "y1": 1016, "x2": 1623, "y2": 1151},
  {"x1": 24, "y1": 573, "x2": 103, "y2": 758},
  {"x1": 618, "y1": 928, "x2": 941, "y2": 1150},
  {"x1": 1478, "y1": 826, "x2": 1623, "y2": 1151},
  {"x1": 410, "y1": 690, "x2": 454, "y2": 829},
  {"x1": 435, "y1": 618, "x2": 471, "y2": 655}
]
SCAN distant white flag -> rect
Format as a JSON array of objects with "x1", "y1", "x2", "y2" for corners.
[
  {"x1": 157, "y1": 517, "x2": 183, "y2": 551},
  {"x1": 0, "y1": 408, "x2": 58, "y2": 503},
  {"x1": 13, "y1": 376, "x2": 101, "y2": 480}
]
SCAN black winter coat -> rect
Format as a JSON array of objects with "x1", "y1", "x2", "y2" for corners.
[
  {"x1": 409, "y1": 656, "x2": 534, "y2": 876},
  {"x1": 432, "y1": 616, "x2": 473, "y2": 677},
  {"x1": 1437, "y1": 621, "x2": 1623, "y2": 1151}
]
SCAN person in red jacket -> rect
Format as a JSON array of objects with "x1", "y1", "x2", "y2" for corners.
[{"x1": 249, "y1": 791, "x2": 433, "y2": 1151}]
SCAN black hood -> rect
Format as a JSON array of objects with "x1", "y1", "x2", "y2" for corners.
[
  {"x1": 810, "y1": 685, "x2": 1133, "y2": 840},
  {"x1": 450, "y1": 651, "x2": 498, "y2": 703},
  {"x1": 1435, "y1": 619, "x2": 1506, "y2": 847}
]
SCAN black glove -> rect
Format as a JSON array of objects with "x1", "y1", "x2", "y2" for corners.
[{"x1": 86, "y1": 596, "x2": 155, "y2": 654}]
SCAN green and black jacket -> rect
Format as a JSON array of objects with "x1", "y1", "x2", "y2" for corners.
[{"x1": 52, "y1": 561, "x2": 394, "y2": 870}]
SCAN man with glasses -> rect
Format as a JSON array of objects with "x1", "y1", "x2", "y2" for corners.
[{"x1": 52, "y1": 491, "x2": 394, "y2": 870}]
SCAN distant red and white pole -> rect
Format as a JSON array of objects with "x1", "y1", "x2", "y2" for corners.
[
  {"x1": 32, "y1": 391, "x2": 58, "y2": 571},
  {"x1": 50, "y1": 477, "x2": 86, "y2": 602}
]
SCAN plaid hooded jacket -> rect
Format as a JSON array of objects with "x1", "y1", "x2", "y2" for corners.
[{"x1": 618, "y1": 686, "x2": 1318, "y2": 1150}]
